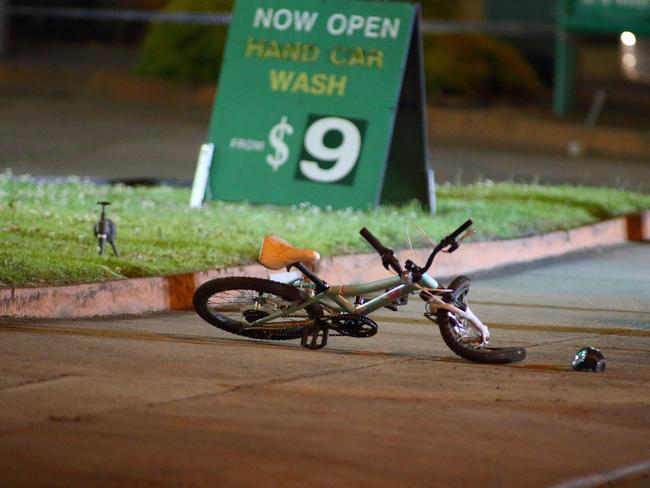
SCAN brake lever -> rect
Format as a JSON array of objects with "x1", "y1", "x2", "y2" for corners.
[
  {"x1": 439, "y1": 236, "x2": 458, "y2": 254},
  {"x1": 443, "y1": 229, "x2": 476, "y2": 254},
  {"x1": 380, "y1": 251, "x2": 394, "y2": 270},
  {"x1": 381, "y1": 251, "x2": 406, "y2": 277},
  {"x1": 446, "y1": 242, "x2": 459, "y2": 253},
  {"x1": 458, "y1": 229, "x2": 476, "y2": 243},
  {"x1": 383, "y1": 256, "x2": 402, "y2": 273}
]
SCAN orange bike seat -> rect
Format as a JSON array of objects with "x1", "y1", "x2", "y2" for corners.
[{"x1": 258, "y1": 235, "x2": 320, "y2": 270}]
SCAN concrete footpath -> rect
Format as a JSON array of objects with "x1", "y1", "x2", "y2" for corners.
[{"x1": 1, "y1": 243, "x2": 649, "y2": 487}]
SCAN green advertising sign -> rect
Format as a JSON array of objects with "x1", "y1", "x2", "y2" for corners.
[
  {"x1": 200, "y1": 0, "x2": 431, "y2": 210},
  {"x1": 574, "y1": 0, "x2": 650, "y2": 18},
  {"x1": 554, "y1": 0, "x2": 650, "y2": 115},
  {"x1": 561, "y1": 0, "x2": 650, "y2": 33}
]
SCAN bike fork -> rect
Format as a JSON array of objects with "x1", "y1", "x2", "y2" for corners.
[{"x1": 425, "y1": 296, "x2": 491, "y2": 345}]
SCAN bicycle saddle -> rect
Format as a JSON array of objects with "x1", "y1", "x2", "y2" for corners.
[{"x1": 258, "y1": 235, "x2": 320, "y2": 270}]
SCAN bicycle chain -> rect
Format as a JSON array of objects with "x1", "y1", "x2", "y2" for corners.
[
  {"x1": 241, "y1": 313, "x2": 317, "y2": 331},
  {"x1": 242, "y1": 313, "x2": 357, "y2": 337}
]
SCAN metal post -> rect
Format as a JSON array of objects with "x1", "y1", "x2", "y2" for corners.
[{"x1": 553, "y1": 28, "x2": 576, "y2": 116}]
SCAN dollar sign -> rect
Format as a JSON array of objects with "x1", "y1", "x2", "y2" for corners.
[{"x1": 266, "y1": 116, "x2": 294, "y2": 171}]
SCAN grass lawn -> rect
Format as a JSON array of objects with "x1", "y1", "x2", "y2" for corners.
[{"x1": 1, "y1": 171, "x2": 649, "y2": 288}]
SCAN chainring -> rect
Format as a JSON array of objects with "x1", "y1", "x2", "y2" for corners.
[{"x1": 331, "y1": 314, "x2": 378, "y2": 338}]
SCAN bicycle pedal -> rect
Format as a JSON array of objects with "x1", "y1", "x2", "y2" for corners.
[{"x1": 301, "y1": 325, "x2": 329, "y2": 350}]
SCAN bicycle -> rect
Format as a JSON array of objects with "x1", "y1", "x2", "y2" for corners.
[{"x1": 193, "y1": 220, "x2": 526, "y2": 364}]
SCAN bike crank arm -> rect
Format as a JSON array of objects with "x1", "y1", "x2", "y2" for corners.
[{"x1": 425, "y1": 296, "x2": 490, "y2": 345}]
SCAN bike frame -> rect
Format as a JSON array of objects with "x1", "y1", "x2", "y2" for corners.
[
  {"x1": 197, "y1": 218, "x2": 496, "y2": 350},
  {"x1": 248, "y1": 272, "x2": 440, "y2": 327}
]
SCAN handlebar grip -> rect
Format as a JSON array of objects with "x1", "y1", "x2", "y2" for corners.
[
  {"x1": 360, "y1": 227, "x2": 390, "y2": 254},
  {"x1": 449, "y1": 219, "x2": 473, "y2": 240},
  {"x1": 360, "y1": 227, "x2": 404, "y2": 274}
]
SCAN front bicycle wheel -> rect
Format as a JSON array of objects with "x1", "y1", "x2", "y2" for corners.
[
  {"x1": 435, "y1": 276, "x2": 526, "y2": 364},
  {"x1": 193, "y1": 277, "x2": 322, "y2": 341}
]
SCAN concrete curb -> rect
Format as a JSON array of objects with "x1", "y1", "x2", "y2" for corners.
[{"x1": 1, "y1": 212, "x2": 648, "y2": 320}]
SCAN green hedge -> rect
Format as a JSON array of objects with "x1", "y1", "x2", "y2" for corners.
[
  {"x1": 424, "y1": 34, "x2": 543, "y2": 100},
  {"x1": 420, "y1": 0, "x2": 460, "y2": 19},
  {"x1": 138, "y1": 0, "x2": 234, "y2": 84},
  {"x1": 138, "y1": 0, "x2": 541, "y2": 100}
]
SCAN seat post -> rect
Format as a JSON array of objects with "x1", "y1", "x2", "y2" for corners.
[{"x1": 292, "y1": 262, "x2": 329, "y2": 293}]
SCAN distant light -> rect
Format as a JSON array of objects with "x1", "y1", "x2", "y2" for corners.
[
  {"x1": 622, "y1": 53, "x2": 637, "y2": 69},
  {"x1": 621, "y1": 31, "x2": 637, "y2": 47}
]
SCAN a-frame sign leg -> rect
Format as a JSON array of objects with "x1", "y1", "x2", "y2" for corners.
[{"x1": 380, "y1": 6, "x2": 435, "y2": 213}]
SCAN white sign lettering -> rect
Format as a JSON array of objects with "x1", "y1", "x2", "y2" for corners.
[
  {"x1": 253, "y1": 8, "x2": 319, "y2": 32},
  {"x1": 252, "y1": 8, "x2": 401, "y2": 39}
]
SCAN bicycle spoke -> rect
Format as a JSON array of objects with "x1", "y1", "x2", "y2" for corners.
[{"x1": 206, "y1": 289, "x2": 311, "y2": 325}]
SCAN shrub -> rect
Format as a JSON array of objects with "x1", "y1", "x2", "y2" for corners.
[
  {"x1": 423, "y1": 34, "x2": 543, "y2": 100},
  {"x1": 419, "y1": 0, "x2": 461, "y2": 19},
  {"x1": 138, "y1": 0, "x2": 542, "y2": 101},
  {"x1": 137, "y1": 0, "x2": 234, "y2": 84}
]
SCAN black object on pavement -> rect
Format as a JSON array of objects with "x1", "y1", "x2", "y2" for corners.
[{"x1": 572, "y1": 346, "x2": 606, "y2": 372}]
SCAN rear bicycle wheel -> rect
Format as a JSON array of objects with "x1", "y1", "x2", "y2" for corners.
[
  {"x1": 193, "y1": 277, "x2": 322, "y2": 341},
  {"x1": 435, "y1": 276, "x2": 526, "y2": 364}
]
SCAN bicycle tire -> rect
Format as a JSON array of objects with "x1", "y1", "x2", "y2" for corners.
[
  {"x1": 193, "y1": 277, "x2": 322, "y2": 341},
  {"x1": 435, "y1": 276, "x2": 526, "y2": 364}
]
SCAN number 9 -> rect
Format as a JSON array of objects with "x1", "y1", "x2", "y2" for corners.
[{"x1": 299, "y1": 117, "x2": 361, "y2": 183}]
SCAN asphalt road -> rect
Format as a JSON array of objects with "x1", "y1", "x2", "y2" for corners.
[
  {"x1": 2, "y1": 93, "x2": 649, "y2": 190},
  {"x1": 430, "y1": 146, "x2": 650, "y2": 192},
  {"x1": 1, "y1": 243, "x2": 649, "y2": 487}
]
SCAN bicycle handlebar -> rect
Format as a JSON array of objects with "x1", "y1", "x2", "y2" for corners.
[
  {"x1": 359, "y1": 227, "x2": 404, "y2": 274},
  {"x1": 417, "y1": 219, "x2": 474, "y2": 275},
  {"x1": 359, "y1": 227, "x2": 391, "y2": 255},
  {"x1": 449, "y1": 219, "x2": 473, "y2": 241},
  {"x1": 360, "y1": 219, "x2": 473, "y2": 278}
]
